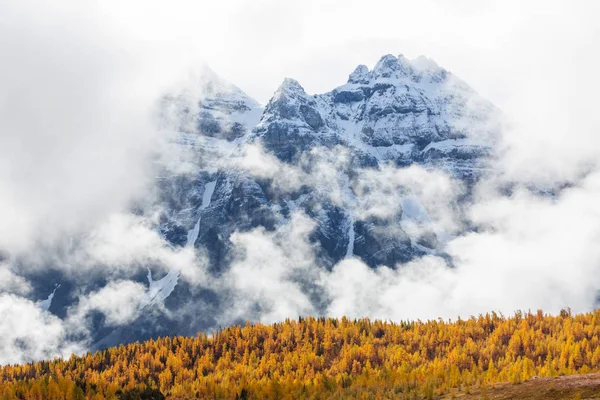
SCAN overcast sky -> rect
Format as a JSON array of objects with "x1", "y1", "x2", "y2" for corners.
[
  {"x1": 83, "y1": 0, "x2": 596, "y2": 106},
  {"x1": 74, "y1": 0, "x2": 600, "y2": 182},
  {"x1": 1, "y1": 0, "x2": 600, "y2": 364},
  {"x1": 7, "y1": 1, "x2": 598, "y2": 122},
  {"x1": 39, "y1": 0, "x2": 599, "y2": 182}
]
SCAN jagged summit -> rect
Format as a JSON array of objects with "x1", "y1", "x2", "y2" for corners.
[
  {"x1": 411, "y1": 55, "x2": 441, "y2": 72},
  {"x1": 40, "y1": 53, "x2": 504, "y2": 350},
  {"x1": 168, "y1": 65, "x2": 259, "y2": 106},
  {"x1": 348, "y1": 64, "x2": 370, "y2": 84},
  {"x1": 345, "y1": 53, "x2": 450, "y2": 86},
  {"x1": 159, "y1": 66, "x2": 263, "y2": 141},
  {"x1": 275, "y1": 77, "x2": 306, "y2": 95},
  {"x1": 372, "y1": 53, "x2": 413, "y2": 78},
  {"x1": 253, "y1": 53, "x2": 500, "y2": 171}
]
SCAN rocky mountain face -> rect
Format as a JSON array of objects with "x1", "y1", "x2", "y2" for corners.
[
  {"x1": 159, "y1": 66, "x2": 264, "y2": 141},
  {"x1": 157, "y1": 54, "x2": 500, "y2": 272},
  {"x1": 255, "y1": 55, "x2": 497, "y2": 175},
  {"x1": 25, "y1": 54, "x2": 502, "y2": 349}
]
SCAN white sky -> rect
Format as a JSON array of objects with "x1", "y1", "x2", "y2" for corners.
[
  {"x1": 1, "y1": 0, "x2": 600, "y2": 363},
  {"x1": 1, "y1": 0, "x2": 598, "y2": 273},
  {"x1": 83, "y1": 0, "x2": 597, "y2": 107},
  {"x1": 100, "y1": 0, "x2": 600, "y2": 185}
]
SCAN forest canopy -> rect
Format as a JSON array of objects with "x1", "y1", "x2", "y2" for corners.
[{"x1": 1, "y1": 309, "x2": 600, "y2": 399}]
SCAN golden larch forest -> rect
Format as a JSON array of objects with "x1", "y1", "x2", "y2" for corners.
[{"x1": 2, "y1": 310, "x2": 600, "y2": 399}]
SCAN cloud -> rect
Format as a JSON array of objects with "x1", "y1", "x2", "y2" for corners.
[
  {"x1": 221, "y1": 170, "x2": 600, "y2": 323},
  {"x1": 219, "y1": 213, "x2": 319, "y2": 325},
  {"x1": 1, "y1": 0, "x2": 600, "y2": 367},
  {"x1": 0, "y1": 0, "x2": 209, "y2": 364},
  {"x1": 229, "y1": 144, "x2": 307, "y2": 193},
  {"x1": 353, "y1": 165, "x2": 463, "y2": 229},
  {"x1": 70, "y1": 280, "x2": 148, "y2": 327},
  {"x1": 0, "y1": 2, "x2": 152, "y2": 255},
  {"x1": 211, "y1": 139, "x2": 600, "y2": 323},
  {"x1": 0, "y1": 294, "x2": 83, "y2": 365},
  {"x1": 229, "y1": 143, "x2": 464, "y2": 248},
  {"x1": 64, "y1": 213, "x2": 207, "y2": 285},
  {"x1": 323, "y1": 257, "x2": 456, "y2": 320},
  {"x1": 449, "y1": 170, "x2": 600, "y2": 314},
  {"x1": 0, "y1": 263, "x2": 32, "y2": 296},
  {"x1": 0, "y1": 0, "x2": 205, "y2": 258}
]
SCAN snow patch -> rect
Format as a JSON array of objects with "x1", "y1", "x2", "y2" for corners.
[
  {"x1": 202, "y1": 180, "x2": 218, "y2": 209},
  {"x1": 186, "y1": 180, "x2": 217, "y2": 248},
  {"x1": 345, "y1": 213, "x2": 355, "y2": 258},
  {"x1": 186, "y1": 219, "x2": 201, "y2": 248},
  {"x1": 400, "y1": 195, "x2": 433, "y2": 225},
  {"x1": 145, "y1": 269, "x2": 179, "y2": 307},
  {"x1": 36, "y1": 285, "x2": 60, "y2": 312},
  {"x1": 422, "y1": 138, "x2": 484, "y2": 153}
]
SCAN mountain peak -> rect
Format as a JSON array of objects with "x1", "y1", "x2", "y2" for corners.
[
  {"x1": 159, "y1": 66, "x2": 262, "y2": 139},
  {"x1": 276, "y1": 78, "x2": 306, "y2": 95},
  {"x1": 348, "y1": 64, "x2": 370, "y2": 84},
  {"x1": 343, "y1": 53, "x2": 453, "y2": 86},
  {"x1": 372, "y1": 54, "x2": 412, "y2": 79}
]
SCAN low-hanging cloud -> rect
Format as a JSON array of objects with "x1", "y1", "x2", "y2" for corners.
[
  {"x1": 0, "y1": 294, "x2": 84, "y2": 365},
  {"x1": 0, "y1": 263, "x2": 32, "y2": 296},
  {"x1": 70, "y1": 280, "x2": 148, "y2": 327},
  {"x1": 65, "y1": 213, "x2": 207, "y2": 284},
  {"x1": 0, "y1": 0, "x2": 211, "y2": 364},
  {"x1": 230, "y1": 143, "x2": 463, "y2": 233},
  {"x1": 1, "y1": 0, "x2": 600, "y2": 368},
  {"x1": 218, "y1": 169, "x2": 600, "y2": 323},
  {"x1": 219, "y1": 213, "x2": 321, "y2": 325}
]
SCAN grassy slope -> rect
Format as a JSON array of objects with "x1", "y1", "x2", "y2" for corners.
[{"x1": 443, "y1": 374, "x2": 600, "y2": 400}]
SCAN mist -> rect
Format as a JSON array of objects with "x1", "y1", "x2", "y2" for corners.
[{"x1": 1, "y1": 0, "x2": 599, "y2": 365}]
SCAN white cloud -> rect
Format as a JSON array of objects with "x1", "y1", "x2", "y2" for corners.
[
  {"x1": 0, "y1": 263, "x2": 32, "y2": 296},
  {"x1": 323, "y1": 257, "x2": 457, "y2": 320},
  {"x1": 0, "y1": 294, "x2": 83, "y2": 365},
  {"x1": 66, "y1": 213, "x2": 207, "y2": 285},
  {"x1": 354, "y1": 165, "x2": 462, "y2": 229},
  {"x1": 217, "y1": 167, "x2": 600, "y2": 323},
  {"x1": 71, "y1": 280, "x2": 148, "y2": 326},
  {"x1": 1, "y1": 0, "x2": 600, "y2": 366},
  {"x1": 219, "y1": 213, "x2": 319, "y2": 324}
]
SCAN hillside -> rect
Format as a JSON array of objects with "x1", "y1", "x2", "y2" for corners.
[
  {"x1": 2, "y1": 310, "x2": 600, "y2": 399},
  {"x1": 443, "y1": 374, "x2": 600, "y2": 399}
]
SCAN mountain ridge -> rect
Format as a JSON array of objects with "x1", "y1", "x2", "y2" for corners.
[{"x1": 19, "y1": 53, "x2": 505, "y2": 351}]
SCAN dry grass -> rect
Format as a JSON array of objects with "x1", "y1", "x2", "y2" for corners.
[{"x1": 442, "y1": 374, "x2": 600, "y2": 400}]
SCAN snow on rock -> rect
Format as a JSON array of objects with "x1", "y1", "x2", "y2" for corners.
[
  {"x1": 202, "y1": 180, "x2": 218, "y2": 209},
  {"x1": 252, "y1": 53, "x2": 500, "y2": 178},
  {"x1": 186, "y1": 218, "x2": 202, "y2": 248},
  {"x1": 36, "y1": 285, "x2": 60, "y2": 312},
  {"x1": 400, "y1": 195, "x2": 433, "y2": 225},
  {"x1": 159, "y1": 65, "x2": 264, "y2": 141},
  {"x1": 186, "y1": 180, "x2": 217, "y2": 248},
  {"x1": 145, "y1": 268, "x2": 179, "y2": 307},
  {"x1": 160, "y1": 54, "x2": 501, "y2": 272},
  {"x1": 345, "y1": 214, "x2": 355, "y2": 258}
]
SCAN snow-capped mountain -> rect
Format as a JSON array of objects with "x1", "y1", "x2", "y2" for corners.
[
  {"x1": 159, "y1": 66, "x2": 264, "y2": 141},
  {"x1": 254, "y1": 54, "x2": 499, "y2": 178},
  {"x1": 27, "y1": 54, "x2": 502, "y2": 349},
  {"x1": 157, "y1": 54, "x2": 500, "y2": 271}
]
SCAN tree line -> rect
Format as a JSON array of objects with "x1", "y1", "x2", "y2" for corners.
[{"x1": 1, "y1": 309, "x2": 600, "y2": 399}]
